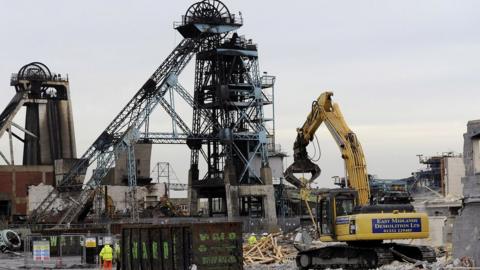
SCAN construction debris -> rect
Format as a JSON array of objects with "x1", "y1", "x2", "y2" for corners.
[
  {"x1": 0, "y1": 230, "x2": 21, "y2": 253},
  {"x1": 243, "y1": 233, "x2": 296, "y2": 266}
]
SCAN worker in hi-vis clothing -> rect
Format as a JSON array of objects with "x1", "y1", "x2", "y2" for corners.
[{"x1": 99, "y1": 244, "x2": 113, "y2": 269}]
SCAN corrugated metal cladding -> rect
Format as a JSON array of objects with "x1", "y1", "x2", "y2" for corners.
[{"x1": 121, "y1": 222, "x2": 243, "y2": 270}]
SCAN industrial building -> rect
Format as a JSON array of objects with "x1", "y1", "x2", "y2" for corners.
[
  {"x1": 0, "y1": 0, "x2": 291, "y2": 231},
  {"x1": 0, "y1": 0, "x2": 478, "y2": 269}
]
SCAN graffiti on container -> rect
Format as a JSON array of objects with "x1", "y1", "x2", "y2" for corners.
[
  {"x1": 201, "y1": 255, "x2": 238, "y2": 265},
  {"x1": 132, "y1": 242, "x2": 138, "y2": 259},
  {"x1": 163, "y1": 241, "x2": 169, "y2": 259},
  {"x1": 199, "y1": 232, "x2": 237, "y2": 242},
  {"x1": 131, "y1": 239, "x2": 176, "y2": 261},
  {"x1": 194, "y1": 229, "x2": 240, "y2": 266},
  {"x1": 152, "y1": 241, "x2": 158, "y2": 259},
  {"x1": 133, "y1": 241, "x2": 169, "y2": 259},
  {"x1": 122, "y1": 223, "x2": 243, "y2": 269},
  {"x1": 142, "y1": 242, "x2": 148, "y2": 259}
]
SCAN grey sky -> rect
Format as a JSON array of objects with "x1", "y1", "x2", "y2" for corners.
[{"x1": 1, "y1": 1, "x2": 480, "y2": 189}]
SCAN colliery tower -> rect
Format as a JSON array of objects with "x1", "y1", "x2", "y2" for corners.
[
  {"x1": 12, "y1": 62, "x2": 77, "y2": 165},
  {"x1": 28, "y1": 0, "x2": 278, "y2": 228},
  {"x1": 176, "y1": 0, "x2": 277, "y2": 224},
  {"x1": 0, "y1": 62, "x2": 77, "y2": 219}
]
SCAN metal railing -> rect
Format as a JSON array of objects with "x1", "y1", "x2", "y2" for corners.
[
  {"x1": 174, "y1": 13, "x2": 243, "y2": 28},
  {"x1": 10, "y1": 73, "x2": 69, "y2": 85},
  {"x1": 261, "y1": 76, "x2": 275, "y2": 88},
  {"x1": 24, "y1": 234, "x2": 86, "y2": 268}
]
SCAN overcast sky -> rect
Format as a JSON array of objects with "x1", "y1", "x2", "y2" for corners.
[{"x1": 1, "y1": 0, "x2": 480, "y2": 190}]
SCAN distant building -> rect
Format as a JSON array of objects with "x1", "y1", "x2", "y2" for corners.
[
  {"x1": 409, "y1": 152, "x2": 464, "y2": 249},
  {"x1": 411, "y1": 152, "x2": 464, "y2": 197}
]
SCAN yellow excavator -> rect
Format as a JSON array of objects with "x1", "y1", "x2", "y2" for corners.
[{"x1": 285, "y1": 92, "x2": 436, "y2": 269}]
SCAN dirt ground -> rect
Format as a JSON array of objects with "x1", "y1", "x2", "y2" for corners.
[
  {"x1": 0, "y1": 251, "x2": 461, "y2": 270},
  {"x1": 0, "y1": 253, "x2": 97, "y2": 270}
]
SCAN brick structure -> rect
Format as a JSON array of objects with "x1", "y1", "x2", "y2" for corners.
[{"x1": 0, "y1": 165, "x2": 54, "y2": 219}]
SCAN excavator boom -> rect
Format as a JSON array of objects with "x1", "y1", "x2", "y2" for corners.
[
  {"x1": 287, "y1": 91, "x2": 435, "y2": 269},
  {"x1": 285, "y1": 92, "x2": 370, "y2": 205}
]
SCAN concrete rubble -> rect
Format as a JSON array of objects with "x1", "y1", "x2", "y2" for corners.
[{"x1": 242, "y1": 226, "x2": 479, "y2": 269}]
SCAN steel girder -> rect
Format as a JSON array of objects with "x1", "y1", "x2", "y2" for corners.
[{"x1": 29, "y1": 38, "x2": 197, "y2": 224}]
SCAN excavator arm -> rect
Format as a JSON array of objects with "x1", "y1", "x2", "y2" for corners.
[{"x1": 285, "y1": 92, "x2": 370, "y2": 205}]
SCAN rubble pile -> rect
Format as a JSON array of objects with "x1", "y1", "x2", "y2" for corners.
[
  {"x1": 242, "y1": 231, "x2": 477, "y2": 270},
  {"x1": 243, "y1": 233, "x2": 297, "y2": 265},
  {"x1": 244, "y1": 256, "x2": 476, "y2": 270}
]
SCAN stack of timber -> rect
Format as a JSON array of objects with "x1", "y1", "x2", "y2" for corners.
[{"x1": 243, "y1": 233, "x2": 296, "y2": 265}]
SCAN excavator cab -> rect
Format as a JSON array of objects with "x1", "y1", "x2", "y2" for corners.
[{"x1": 316, "y1": 189, "x2": 358, "y2": 241}]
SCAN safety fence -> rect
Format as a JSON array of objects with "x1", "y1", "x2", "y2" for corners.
[
  {"x1": 23, "y1": 233, "x2": 117, "y2": 269},
  {"x1": 24, "y1": 234, "x2": 85, "y2": 268},
  {"x1": 242, "y1": 217, "x2": 300, "y2": 233}
]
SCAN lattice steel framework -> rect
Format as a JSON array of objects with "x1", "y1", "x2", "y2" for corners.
[
  {"x1": 29, "y1": 39, "x2": 197, "y2": 223},
  {"x1": 29, "y1": 0, "x2": 274, "y2": 224},
  {"x1": 187, "y1": 35, "x2": 270, "y2": 185}
]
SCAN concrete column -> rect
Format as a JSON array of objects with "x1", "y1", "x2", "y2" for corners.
[
  {"x1": 188, "y1": 166, "x2": 199, "y2": 215},
  {"x1": 262, "y1": 185, "x2": 278, "y2": 231},
  {"x1": 224, "y1": 162, "x2": 239, "y2": 219},
  {"x1": 260, "y1": 166, "x2": 273, "y2": 185},
  {"x1": 225, "y1": 185, "x2": 239, "y2": 219},
  {"x1": 260, "y1": 166, "x2": 278, "y2": 228},
  {"x1": 38, "y1": 103, "x2": 51, "y2": 164},
  {"x1": 58, "y1": 101, "x2": 74, "y2": 159},
  {"x1": 64, "y1": 84, "x2": 77, "y2": 158}
]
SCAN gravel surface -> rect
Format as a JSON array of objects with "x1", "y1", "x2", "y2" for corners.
[
  {"x1": 0, "y1": 253, "x2": 97, "y2": 270},
  {"x1": 244, "y1": 257, "x2": 452, "y2": 270}
]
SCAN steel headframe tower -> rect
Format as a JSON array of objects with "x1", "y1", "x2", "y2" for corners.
[
  {"x1": 30, "y1": 0, "x2": 277, "y2": 226},
  {"x1": 176, "y1": 0, "x2": 277, "y2": 226}
]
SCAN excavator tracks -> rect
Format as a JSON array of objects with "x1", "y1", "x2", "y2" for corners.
[{"x1": 296, "y1": 243, "x2": 436, "y2": 270}]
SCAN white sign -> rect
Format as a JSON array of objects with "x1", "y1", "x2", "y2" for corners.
[
  {"x1": 103, "y1": 236, "x2": 112, "y2": 245},
  {"x1": 33, "y1": 241, "x2": 50, "y2": 261}
]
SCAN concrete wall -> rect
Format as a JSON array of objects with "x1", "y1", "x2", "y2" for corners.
[
  {"x1": 27, "y1": 183, "x2": 64, "y2": 215},
  {"x1": 252, "y1": 154, "x2": 285, "y2": 181},
  {"x1": 105, "y1": 143, "x2": 152, "y2": 185},
  {"x1": 453, "y1": 120, "x2": 480, "y2": 263},
  {"x1": 444, "y1": 157, "x2": 464, "y2": 197},
  {"x1": 54, "y1": 158, "x2": 86, "y2": 186},
  {"x1": 97, "y1": 184, "x2": 166, "y2": 213},
  {"x1": 453, "y1": 203, "x2": 480, "y2": 261}
]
